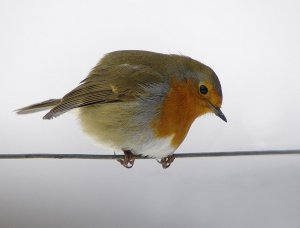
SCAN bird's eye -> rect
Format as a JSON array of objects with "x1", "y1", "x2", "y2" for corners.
[{"x1": 199, "y1": 85, "x2": 208, "y2": 94}]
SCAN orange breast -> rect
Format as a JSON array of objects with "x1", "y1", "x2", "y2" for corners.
[{"x1": 151, "y1": 78, "x2": 210, "y2": 148}]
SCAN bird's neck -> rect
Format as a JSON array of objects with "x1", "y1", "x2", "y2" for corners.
[{"x1": 152, "y1": 78, "x2": 207, "y2": 148}]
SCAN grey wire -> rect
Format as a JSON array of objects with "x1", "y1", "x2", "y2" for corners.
[{"x1": 0, "y1": 150, "x2": 299, "y2": 160}]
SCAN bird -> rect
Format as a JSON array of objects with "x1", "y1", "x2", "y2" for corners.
[{"x1": 16, "y1": 50, "x2": 226, "y2": 169}]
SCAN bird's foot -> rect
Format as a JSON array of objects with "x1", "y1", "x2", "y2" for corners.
[
  {"x1": 159, "y1": 155, "x2": 175, "y2": 169},
  {"x1": 117, "y1": 150, "x2": 135, "y2": 168}
]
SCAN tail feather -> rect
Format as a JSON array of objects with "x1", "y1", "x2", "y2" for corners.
[{"x1": 16, "y1": 99, "x2": 61, "y2": 115}]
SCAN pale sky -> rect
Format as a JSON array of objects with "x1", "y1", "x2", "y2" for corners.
[{"x1": 1, "y1": 0, "x2": 300, "y2": 227}]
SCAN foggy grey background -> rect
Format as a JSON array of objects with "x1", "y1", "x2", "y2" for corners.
[{"x1": 1, "y1": 0, "x2": 300, "y2": 227}]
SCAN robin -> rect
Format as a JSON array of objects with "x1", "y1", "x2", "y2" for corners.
[{"x1": 17, "y1": 50, "x2": 226, "y2": 169}]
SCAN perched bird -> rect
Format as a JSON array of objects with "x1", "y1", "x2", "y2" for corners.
[{"x1": 16, "y1": 50, "x2": 226, "y2": 168}]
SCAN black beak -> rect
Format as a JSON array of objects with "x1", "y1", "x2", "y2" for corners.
[
  {"x1": 214, "y1": 107, "x2": 227, "y2": 122},
  {"x1": 208, "y1": 103, "x2": 227, "y2": 122}
]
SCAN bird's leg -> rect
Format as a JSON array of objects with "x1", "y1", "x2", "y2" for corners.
[
  {"x1": 117, "y1": 150, "x2": 135, "y2": 168},
  {"x1": 159, "y1": 155, "x2": 175, "y2": 169}
]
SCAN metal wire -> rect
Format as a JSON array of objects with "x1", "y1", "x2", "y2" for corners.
[{"x1": 0, "y1": 150, "x2": 299, "y2": 160}]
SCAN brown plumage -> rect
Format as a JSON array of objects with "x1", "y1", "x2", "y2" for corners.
[{"x1": 16, "y1": 50, "x2": 226, "y2": 168}]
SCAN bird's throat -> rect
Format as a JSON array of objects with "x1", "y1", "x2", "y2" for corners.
[{"x1": 151, "y1": 78, "x2": 208, "y2": 148}]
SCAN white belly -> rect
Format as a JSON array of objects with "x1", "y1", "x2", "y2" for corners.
[
  {"x1": 124, "y1": 135, "x2": 175, "y2": 158},
  {"x1": 90, "y1": 133, "x2": 175, "y2": 159}
]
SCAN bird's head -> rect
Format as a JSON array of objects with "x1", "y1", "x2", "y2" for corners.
[{"x1": 184, "y1": 59, "x2": 227, "y2": 122}]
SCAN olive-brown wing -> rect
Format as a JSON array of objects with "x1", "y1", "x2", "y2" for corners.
[{"x1": 43, "y1": 64, "x2": 163, "y2": 119}]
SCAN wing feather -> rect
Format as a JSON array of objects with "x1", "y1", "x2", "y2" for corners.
[{"x1": 43, "y1": 64, "x2": 164, "y2": 119}]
